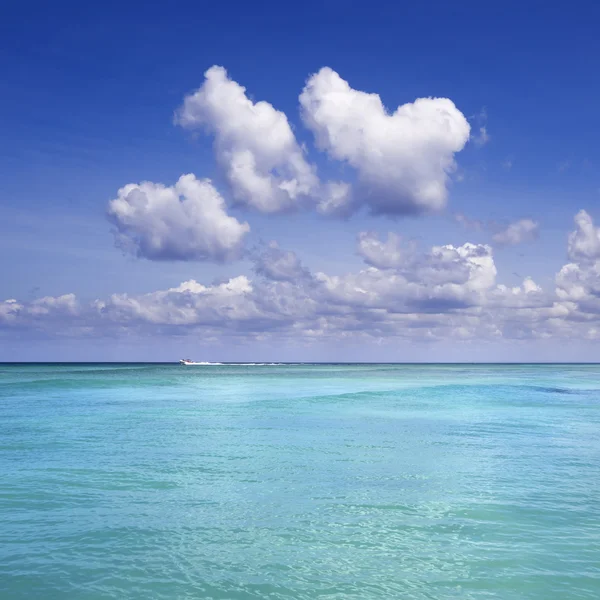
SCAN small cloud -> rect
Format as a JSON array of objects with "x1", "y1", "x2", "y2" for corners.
[
  {"x1": 252, "y1": 241, "x2": 311, "y2": 282},
  {"x1": 473, "y1": 126, "x2": 490, "y2": 147},
  {"x1": 492, "y1": 219, "x2": 539, "y2": 247},
  {"x1": 567, "y1": 209, "x2": 600, "y2": 262},
  {"x1": 469, "y1": 108, "x2": 490, "y2": 147},
  {"x1": 455, "y1": 213, "x2": 539, "y2": 248},
  {"x1": 558, "y1": 160, "x2": 571, "y2": 173},
  {"x1": 502, "y1": 157, "x2": 513, "y2": 170}
]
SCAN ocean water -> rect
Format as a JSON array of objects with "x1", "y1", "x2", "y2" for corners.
[{"x1": 1, "y1": 363, "x2": 599, "y2": 599}]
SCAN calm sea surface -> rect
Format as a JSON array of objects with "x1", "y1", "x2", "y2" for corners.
[{"x1": 1, "y1": 363, "x2": 599, "y2": 599}]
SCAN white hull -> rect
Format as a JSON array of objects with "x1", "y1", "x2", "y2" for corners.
[{"x1": 179, "y1": 359, "x2": 214, "y2": 365}]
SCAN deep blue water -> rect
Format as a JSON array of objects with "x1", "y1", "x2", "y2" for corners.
[{"x1": 1, "y1": 363, "x2": 599, "y2": 599}]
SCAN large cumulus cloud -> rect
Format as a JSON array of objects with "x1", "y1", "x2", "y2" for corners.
[
  {"x1": 300, "y1": 67, "x2": 470, "y2": 216},
  {"x1": 175, "y1": 66, "x2": 347, "y2": 214},
  {"x1": 107, "y1": 174, "x2": 249, "y2": 262}
]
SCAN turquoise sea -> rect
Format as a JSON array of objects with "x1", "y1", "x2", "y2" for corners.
[{"x1": 1, "y1": 363, "x2": 599, "y2": 599}]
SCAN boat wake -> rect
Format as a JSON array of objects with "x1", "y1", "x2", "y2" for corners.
[
  {"x1": 179, "y1": 360, "x2": 285, "y2": 366},
  {"x1": 180, "y1": 361, "x2": 223, "y2": 365}
]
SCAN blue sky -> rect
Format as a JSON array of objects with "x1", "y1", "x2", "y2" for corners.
[{"x1": 2, "y1": 0, "x2": 600, "y2": 361}]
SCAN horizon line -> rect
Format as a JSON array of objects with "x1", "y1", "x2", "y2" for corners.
[{"x1": 3, "y1": 362, "x2": 600, "y2": 366}]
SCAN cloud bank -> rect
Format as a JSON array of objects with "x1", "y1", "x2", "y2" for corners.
[{"x1": 6, "y1": 211, "x2": 598, "y2": 346}]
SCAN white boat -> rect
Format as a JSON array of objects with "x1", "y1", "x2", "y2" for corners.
[
  {"x1": 179, "y1": 359, "x2": 214, "y2": 365},
  {"x1": 179, "y1": 358, "x2": 198, "y2": 365}
]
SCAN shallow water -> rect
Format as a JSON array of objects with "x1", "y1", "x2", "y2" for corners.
[{"x1": 1, "y1": 363, "x2": 599, "y2": 599}]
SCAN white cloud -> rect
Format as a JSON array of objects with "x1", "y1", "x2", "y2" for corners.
[
  {"x1": 567, "y1": 210, "x2": 600, "y2": 262},
  {"x1": 253, "y1": 241, "x2": 311, "y2": 282},
  {"x1": 487, "y1": 278, "x2": 546, "y2": 309},
  {"x1": 357, "y1": 233, "x2": 495, "y2": 289},
  {"x1": 357, "y1": 232, "x2": 407, "y2": 269},
  {"x1": 0, "y1": 299, "x2": 23, "y2": 324},
  {"x1": 455, "y1": 213, "x2": 538, "y2": 247},
  {"x1": 555, "y1": 211, "x2": 600, "y2": 316},
  {"x1": 492, "y1": 219, "x2": 539, "y2": 246},
  {"x1": 441, "y1": 243, "x2": 497, "y2": 290},
  {"x1": 470, "y1": 108, "x2": 490, "y2": 146},
  {"x1": 556, "y1": 262, "x2": 593, "y2": 302},
  {"x1": 320, "y1": 239, "x2": 499, "y2": 318},
  {"x1": 173, "y1": 65, "x2": 471, "y2": 218},
  {"x1": 107, "y1": 174, "x2": 249, "y2": 262},
  {"x1": 299, "y1": 67, "x2": 471, "y2": 216},
  {"x1": 96, "y1": 276, "x2": 259, "y2": 326},
  {"x1": 28, "y1": 294, "x2": 78, "y2": 316},
  {"x1": 175, "y1": 66, "x2": 322, "y2": 213},
  {"x1": 315, "y1": 181, "x2": 353, "y2": 216},
  {"x1": 0, "y1": 294, "x2": 79, "y2": 333},
  {"x1": 11, "y1": 211, "x2": 600, "y2": 346}
]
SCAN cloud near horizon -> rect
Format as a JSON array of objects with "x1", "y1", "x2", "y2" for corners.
[
  {"x1": 5, "y1": 211, "x2": 600, "y2": 346},
  {"x1": 28, "y1": 66, "x2": 595, "y2": 349}
]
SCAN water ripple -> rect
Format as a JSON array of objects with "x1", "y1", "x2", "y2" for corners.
[{"x1": 1, "y1": 363, "x2": 599, "y2": 599}]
